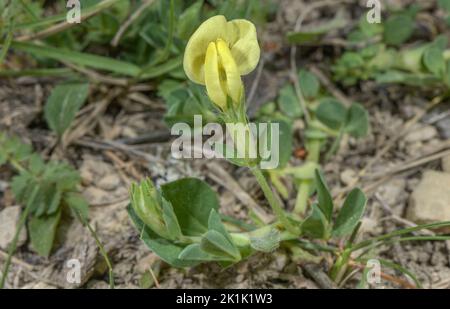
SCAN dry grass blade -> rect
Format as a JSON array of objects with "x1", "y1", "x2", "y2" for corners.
[{"x1": 16, "y1": 0, "x2": 121, "y2": 42}]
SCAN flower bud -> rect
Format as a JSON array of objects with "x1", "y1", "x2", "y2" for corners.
[{"x1": 130, "y1": 179, "x2": 171, "y2": 239}]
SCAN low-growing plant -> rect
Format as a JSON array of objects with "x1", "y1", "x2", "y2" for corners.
[
  {"x1": 332, "y1": 7, "x2": 450, "y2": 90},
  {"x1": 0, "y1": 132, "x2": 113, "y2": 289},
  {"x1": 128, "y1": 15, "x2": 450, "y2": 288}
]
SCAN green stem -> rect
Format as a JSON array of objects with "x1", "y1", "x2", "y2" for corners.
[
  {"x1": 294, "y1": 179, "x2": 311, "y2": 215},
  {"x1": 444, "y1": 49, "x2": 450, "y2": 61},
  {"x1": 269, "y1": 171, "x2": 289, "y2": 199},
  {"x1": 325, "y1": 128, "x2": 344, "y2": 161},
  {"x1": 293, "y1": 139, "x2": 321, "y2": 216},
  {"x1": 329, "y1": 249, "x2": 351, "y2": 284},
  {"x1": 18, "y1": 0, "x2": 39, "y2": 21},
  {"x1": 0, "y1": 186, "x2": 39, "y2": 289},
  {"x1": 9, "y1": 158, "x2": 26, "y2": 173},
  {"x1": 77, "y1": 213, "x2": 115, "y2": 289},
  {"x1": 230, "y1": 224, "x2": 298, "y2": 247},
  {"x1": 251, "y1": 167, "x2": 299, "y2": 235},
  {"x1": 306, "y1": 139, "x2": 321, "y2": 163}
]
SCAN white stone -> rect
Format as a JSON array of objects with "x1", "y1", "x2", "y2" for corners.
[
  {"x1": 377, "y1": 178, "x2": 406, "y2": 206},
  {"x1": 340, "y1": 169, "x2": 357, "y2": 186},
  {"x1": 82, "y1": 187, "x2": 111, "y2": 205},
  {"x1": 404, "y1": 125, "x2": 437, "y2": 143},
  {"x1": 97, "y1": 174, "x2": 121, "y2": 191},
  {"x1": 407, "y1": 170, "x2": 450, "y2": 232},
  {"x1": 0, "y1": 206, "x2": 27, "y2": 250}
]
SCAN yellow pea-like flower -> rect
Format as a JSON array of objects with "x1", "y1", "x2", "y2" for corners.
[{"x1": 184, "y1": 15, "x2": 260, "y2": 110}]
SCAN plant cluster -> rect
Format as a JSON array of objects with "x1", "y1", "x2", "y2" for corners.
[
  {"x1": 128, "y1": 14, "x2": 450, "y2": 288},
  {"x1": 332, "y1": 4, "x2": 450, "y2": 89},
  {"x1": 1, "y1": 0, "x2": 450, "y2": 289}
]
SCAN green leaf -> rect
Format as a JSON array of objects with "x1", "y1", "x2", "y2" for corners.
[
  {"x1": 161, "y1": 197, "x2": 182, "y2": 240},
  {"x1": 299, "y1": 69, "x2": 320, "y2": 99},
  {"x1": 438, "y1": 0, "x2": 450, "y2": 12},
  {"x1": 45, "y1": 187, "x2": 62, "y2": 216},
  {"x1": 208, "y1": 209, "x2": 232, "y2": 242},
  {"x1": 355, "y1": 16, "x2": 383, "y2": 39},
  {"x1": 128, "y1": 204, "x2": 198, "y2": 268},
  {"x1": 332, "y1": 188, "x2": 367, "y2": 238},
  {"x1": 161, "y1": 81, "x2": 216, "y2": 126},
  {"x1": 287, "y1": 9, "x2": 347, "y2": 44},
  {"x1": 28, "y1": 154, "x2": 45, "y2": 175},
  {"x1": 423, "y1": 46, "x2": 446, "y2": 76},
  {"x1": 139, "y1": 270, "x2": 155, "y2": 289},
  {"x1": 161, "y1": 178, "x2": 219, "y2": 236},
  {"x1": 316, "y1": 98, "x2": 347, "y2": 131},
  {"x1": 178, "y1": 244, "x2": 226, "y2": 262},
  {"x1": 383, "y1": 14, "x2": 414, "y2": 46},
  {"x1": 2, "y1": 136, "x2": 32, "y2": 162},
  {"x1": 314, "y1": 169, "x2": 333, "y2": 222},
  {"x1": 28, "y1": 210, "x2": 62, "y2": 257},
  {"x1": 301, "y1": 203, "x2": 329, "y2": 239},
  {"x1": 249, "y1": 228, "x2": 280, "y2": 253},
  {"x1": 140, "y1": 56, "x2": 183, "y2": 79},
  {"x1": 375, "y1": 70, "x2": 440, "y2": 87},
  {"x1": 44, "y1": 83, "x2": 89, "y2": 137},
  {"x1": 43, "y1": 162, "x2": 81, "y2": 190},
  {"x1": 177, "y1": 0, "x2": 203, "y2": 40},
  {"x1": 344, "y1": 103, "x2": 370, "y2": 138},
  {"x1": 278, "y1": 84, "x2": 302, "y2": 118},
  {"x1": 12, "y1": 41, "x2": 141, "y2": 76},
  {"x1": 430, "y1": 35, "x2": 448, "y2": 50},
  {"x1": 64, "y1": 192, "x2": 89, "y2": 220},
  {"x1": 200, "y1": 230, "x2": 241, "y2": 260},
  {"x1": 11, "y1": 172, "x2": 34, "y2": 204}
]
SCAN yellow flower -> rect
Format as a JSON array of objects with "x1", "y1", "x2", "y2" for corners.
[{"x1": 183, "y1": 15, "x2": 260, "y2": 110}]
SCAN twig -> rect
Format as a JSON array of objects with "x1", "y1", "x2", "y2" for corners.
[
  {"x1": 374, "y1": 193, "x2": 435, "y2": 236},
  {"x1": 349, "y1": 261, "x2": 416, "y2": 289},
  {"x1": 309, "y1": 65, "x2": 352, "y2": 107},
  {"x1": 206, "y1": 162, "x2": 272, "y2": 224},
  {"x1": 75, "y1": 138, "x2": 164, "y2": 164},
  {"x1": 335, "y1": 96, "x2": 444, "y2": 200},
  {"x1": 63, "y1": 88, "x2": 123, "y2": 148},
  {"x1": 62, "y1": 61, "x2": 129, "y2": 86},
  {"x1": 301, "y1": 263, "x2": 337, "y2": 289},
  {"x1": 0, "y1": 250, "x2": 34, "y2": 271},
  {"x1": 247, "y1": 57, "x2": 265, "y2": 107},
  {"x1": 148, "y1": 266, "x2": 160, "y2": 288},
  {"x1": 111, "y1": 0, "x2": 155, "y2": 47},
  {"x1": 76, "y1": 212, "x2": 115, "y2": 289},
  {"x1": 116, "y1": 130, "x2": 171, "y2": 145},
  {"x1": 16, "y1": 0, "x2": 121, "y2": 42},
  {"x1": 368, "y1": 146, "x2": 450, "y2": 180}
]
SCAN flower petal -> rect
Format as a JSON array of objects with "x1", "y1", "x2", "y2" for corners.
[
  {"x1": 183, "y1": 15, "x2": 229, "y2": 85},
  {"x1": 228, "y1": 19, "x2": 260, "y2": 76},
  {"x1": 204, "y1": 42, "x2": 227, "y2": 109},
  {"x1": 216, "y1": 39, "x2": 243, "y2": 104}
]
